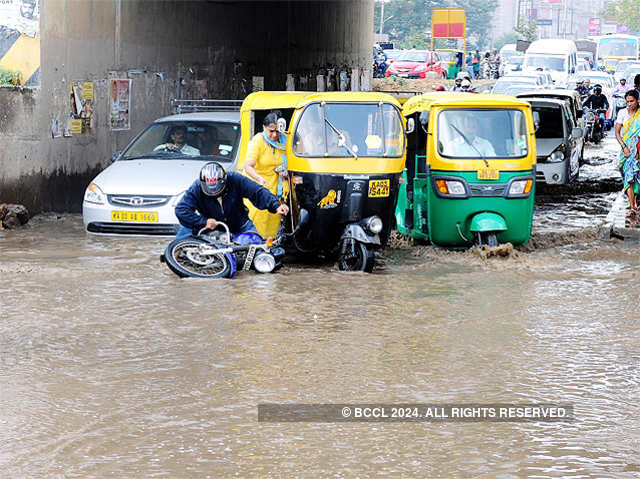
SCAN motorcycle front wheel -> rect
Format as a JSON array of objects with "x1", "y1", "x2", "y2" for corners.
[
  {"x1": 163, "y1": 237, "x2": 231, "y2": 278},
  {"x1": 338, "y1": 240, "x2": 375, "y2": 273}
]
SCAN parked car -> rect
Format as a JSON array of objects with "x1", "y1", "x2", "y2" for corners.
[
  {"x1": 526, "y1": 98, "x2": 583, "y2": 184},
  {"x1": 386, "y1": 49, "x2": 447, "y2": 79},
  {"x1": 83, "y1": 109, "x2": 241, "y2": 235}
]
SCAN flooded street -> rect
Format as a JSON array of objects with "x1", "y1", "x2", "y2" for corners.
[{"x1": 2, "y1": 138, "x2": 640, "y2": 477}]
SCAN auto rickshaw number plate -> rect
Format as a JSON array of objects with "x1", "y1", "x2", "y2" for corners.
[
  {"x1": 111, "y1": 211, "x2": 159, "y2": 222},
  {"x1": 477, "y1": 167, "x2": 499, "y2": 180},
  {"x1": 368, "y1": 179, "x2": 390, "y2": 197}
]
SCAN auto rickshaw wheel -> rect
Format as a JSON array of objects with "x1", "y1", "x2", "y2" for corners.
[
  {"x1": 475, "y1": 232, "x2": 498, "y2": 248},
  {"x1": 338, "y1": 240, "x2": 374, "y2": 273}
]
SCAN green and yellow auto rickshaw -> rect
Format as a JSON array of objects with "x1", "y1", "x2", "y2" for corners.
[
  {"x1": 238, "y1": 91, "x2": 406, "y2": 271},
  {"x1": 395, "y1": 93, "x2": 537, "y2": 247}
]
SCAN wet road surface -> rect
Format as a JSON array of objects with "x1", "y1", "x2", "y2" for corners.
[{"x1": 1, "y1": 136, "x2": 640, "y2": 478}]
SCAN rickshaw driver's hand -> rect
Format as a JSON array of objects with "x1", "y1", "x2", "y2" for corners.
[
  {"x1": 205, "y1": 218, "x2": 219, "y2": 230},
  {"x1": 276, "y1": 204, "x2": 289, "y2": 216}
]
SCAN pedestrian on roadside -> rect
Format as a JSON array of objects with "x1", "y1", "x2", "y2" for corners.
[
  {"x1": 465, "y1": 52, "x2": 474, "y2": 78},
  {"x1": 615, "y1": 89, "x2": 640, "y2": 219},
  {"x1": 472, "y1": 50, "x2": 481, "y2": 79}
]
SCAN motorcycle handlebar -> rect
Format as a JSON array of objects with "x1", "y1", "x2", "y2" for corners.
[{"x1": 198, "y1": 222, "x2": 231, "y2": 243}]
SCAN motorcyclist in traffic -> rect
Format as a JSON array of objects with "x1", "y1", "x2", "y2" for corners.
[
  {"x1": 575, "y1": 80, "x2": 590, "y2": 100},
  {"x1": 373, "y1": 47, "x2": 387, "y2": 78},
  {"x1": 174, "y1": 162, "x2": 289, "y2": 239},
  {"x1": 583, "y1": 84, "x2": 610, "y2": 135},
  {"x1": 460, "y1": 78, "x2": 475, "y2": 93},
  {"x1": 614, "y1": 78, "x2": 630, "y2": 95}
]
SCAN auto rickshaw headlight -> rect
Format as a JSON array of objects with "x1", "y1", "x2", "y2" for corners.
[
  {"x1": 508, "y1": 179, "x2": 532, "y2": 196},
  {"x1": 436, "y1": 179, "x2": 466, "y2": 195},
  {"x1": 548, "y1": 150, "x2": 564, "y2": 163},
  {"x1": 365, "y1": 216, "x2": 383, "y2": 234}
]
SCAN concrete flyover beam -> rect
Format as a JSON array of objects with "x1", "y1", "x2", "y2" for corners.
[{"x1": 0, "y1": 0, "x2": 374, "y2": 212}]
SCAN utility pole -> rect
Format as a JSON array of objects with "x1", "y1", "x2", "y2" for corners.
[{"x1": 379, "y1": 0, "x2": 384, "y2": 35}]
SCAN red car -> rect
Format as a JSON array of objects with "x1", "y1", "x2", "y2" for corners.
[{"x1": 386, "y1": 50, "x2": 447, "y2": 79}]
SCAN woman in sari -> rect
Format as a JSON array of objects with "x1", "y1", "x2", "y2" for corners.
[
  {"x1": 615, "y1": 89, "x2": 640, "y2": 218},
  {"x1": 244, "y1": 111, "x2": 289, "y2": 238}
]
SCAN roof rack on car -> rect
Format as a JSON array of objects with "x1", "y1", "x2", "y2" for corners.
[{"x1": 171, "y1": 99, "x2": 243, "y2": 114}]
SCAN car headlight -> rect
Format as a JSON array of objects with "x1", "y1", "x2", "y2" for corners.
[
  {"x1": 507, "y1": 179, "x2": 533, "y2": 196},
  {"x1": 170, "y1": 191, "x2": 186, "y2": 207},
  {"x1": 84, "y1": 183, "x2": 106, "y2": 205},
  {"x1": 253, "y1": 252, "x2": 276, "y2": 273},
  {"x1": 548, "y1": 150, "x2": 564, "y2": 163},
  {"x1": 365, "y1": 216, "x2": 383, "y2": 234},
  {"x1": 435, "y1": 179, "x2": 466, "y2": 195}
]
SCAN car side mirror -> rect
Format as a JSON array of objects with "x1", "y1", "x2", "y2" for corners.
[
  {"x1": 572, "y1": 127, "x2": 583, "y2": 138},
  {"x1": 419, "y1": 111, "x2": 429, "y2": 129},
  {"x1": 533, "y1": 111, "x2": 541, "y2": 132},
  {"x1": 111, "y1": 151, "x2": 122, "y2": 162},
  {"x1": 406, "y1": 117, "x2": 415, "y2": 134}
]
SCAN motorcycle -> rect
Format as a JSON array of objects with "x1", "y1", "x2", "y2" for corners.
[
  {"x1": 373, "y1": 52, "x2": 387, "y2": 79},
  {"x1": 584, "y1": 108, "x2": 607, "y2": 144},
  {"x1": 161, "y1": 223, "x2": 285, "y2": 278}
]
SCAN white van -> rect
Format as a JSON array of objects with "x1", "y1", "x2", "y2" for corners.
[{"x1": 523, "y1": 39, "x2": 577, "y2": 88}]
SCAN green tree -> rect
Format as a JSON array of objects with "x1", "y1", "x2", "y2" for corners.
[
  {"x1": 374, "y1": 0, "x2": 448, "y2": 49},
  {"x1": 453, "y1": 0, "x2": 498, "y2": 50},
  {"x1": 514, "y1": 17, "x2": 538, "y2": 42},
  {"x1": 494, "y1": 32, "x2": 518, "y2": 51},
  {"x1": 603, "y1": 0, "x2": 640, "y2": 33}
]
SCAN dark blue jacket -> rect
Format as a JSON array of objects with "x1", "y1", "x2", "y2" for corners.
[{"x1": 175, "y1": 172, "x2": 281, "y2": 235}]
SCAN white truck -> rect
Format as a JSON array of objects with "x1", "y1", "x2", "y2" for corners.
[{"x1": 523, "y1": 39, "x2": 578, "y2": 88}]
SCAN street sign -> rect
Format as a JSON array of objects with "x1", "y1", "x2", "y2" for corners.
[{"x1": 537, "y1": 19, "x2": 552, "y2": 26}]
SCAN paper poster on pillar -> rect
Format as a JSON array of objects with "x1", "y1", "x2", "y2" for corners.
[
  {"x1": 0, "y1": 0, "x2": 41, "y2": 86},
  {"x1": 70, "y1": 81, "x2": 95, "y2": 134},
  {"x1": 110, "y1": 79, "x2": 131, "y2": 131}
]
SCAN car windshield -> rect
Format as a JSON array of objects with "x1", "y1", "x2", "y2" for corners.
[
  {"x1": 121, "y1": 121, "x2": 240, "y2": 161},
  {"x1": 293, "y1": 103, "x2": 404, "y2": 158},
  {"x1": 437, "y1": 109, "x2": 528, "y2": 159},
  {"x1": 533, "y1": 106, "x2": 564, "y2": 139},
  {"x1": 525, "y1": 54, "x2": 566, "y2": 72},
  {"x1": 509, "y1": 56, "x2": 524, "y2": 65},
  {"x1": 599, "y1": 38, "x2": 637, "y2": 58},
  {"x1": 396, "y1": 50, "x2": 427, "y2": 63},
  {"x1": 437, "y1": 51, "x2": 455, "y2": 61},
  {"x1": 492, "y1": 79, "x2": 536, "y2": 94},
  {"x1": 385, "y1": 50, "x2": 403, "y2": 60},
  {"x1": 580, "y1": 75, "x2": 614, "y2": 88}
]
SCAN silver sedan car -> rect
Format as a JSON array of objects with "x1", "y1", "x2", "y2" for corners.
[{"x1": 83, "y1": 111, "x2": 240, "y2": 235}]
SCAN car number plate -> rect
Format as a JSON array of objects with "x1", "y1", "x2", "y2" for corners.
[
  {"x1": 111, "y1": 211, "x2": 159, "y2": 222},
  {"x1": 477, "y1": 167, "x2": 499, "y2": 180},
  {"x1": 368, "y1": 179, "x2": 390, "y2": 197}
]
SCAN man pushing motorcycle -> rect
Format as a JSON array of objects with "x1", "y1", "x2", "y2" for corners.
[{"x1": 174, "y1": 162, "x2": 289, "y2": 239}]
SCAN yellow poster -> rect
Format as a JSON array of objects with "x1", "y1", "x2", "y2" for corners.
[
  {"x1": 70, "y1": 119, "x2": 83, "y2": 135},
  {"x1": 82, "y1": 81, "x2": 94, "y2": 100}
]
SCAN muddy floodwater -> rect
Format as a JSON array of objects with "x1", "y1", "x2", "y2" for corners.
[{"x1": 2, "y1": 141, "x2": 640, "y2": 477}]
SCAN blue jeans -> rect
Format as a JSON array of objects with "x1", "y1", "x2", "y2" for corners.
[{"x1": 175, "y1": 219, "x2": 258, "y2": 239}]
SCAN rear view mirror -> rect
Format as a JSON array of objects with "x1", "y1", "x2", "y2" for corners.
[
  {"x1": 572, "y1": 127, "x2": 583, "y2": 138},
  {"x1": 406, "y1": 118, "x2": 415, "y2": 134},
  {"x1": 419, "y1": 111, "x2": 429, "y2": 128},
  {"x1": 533, "y1": 111, "x2": 541, "y2": 132}
]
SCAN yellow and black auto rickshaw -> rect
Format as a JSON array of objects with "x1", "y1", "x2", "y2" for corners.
[{"x1": 238, "y1": 91, "x2": 406, "y2": 272}]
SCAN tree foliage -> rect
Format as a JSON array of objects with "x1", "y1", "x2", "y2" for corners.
[
  {"x1": 494, "y1": 32, "x2": 518, "y2": 51},
  {"x1": 374, "y1": 0, "x2": 499, "y2": 50},
  {"x1": 603, "y1": 0, "x2": 640, "y2": 33},
  {"x1": 514, "y1": 17, "x2": 538, "y2": 42}
]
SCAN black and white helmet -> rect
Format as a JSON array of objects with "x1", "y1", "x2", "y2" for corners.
[{"x1": 199, "y1": 162, "x2": 227, "y2": 197}]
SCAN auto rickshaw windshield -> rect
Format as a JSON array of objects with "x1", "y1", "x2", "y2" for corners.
[
  {"x1": 437, "y1": 109, "x2": 528, "y2": 159},
  {"x1": 293, "y1": 102, "x2": 404, "y2": 158}
]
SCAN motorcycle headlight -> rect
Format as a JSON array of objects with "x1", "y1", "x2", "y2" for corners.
[
  {"x1": 253, "y1": 252, "x2": 276, "y2": 273},
  {"x1": 365, "y1": 216, "x2": 383, "y2": 234},
  {"x1": 507, "y1": 179, "x2": 533, "y2": 196},
  {"x1": 84, "y1": 183, "x2": 106, "y2": 205},
  {"x1": 170, "y1": 191, "x2": 186, "y2": 207},
  {"x1": 548, "y1": 151, "x2": 564, "y2": 163}
]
